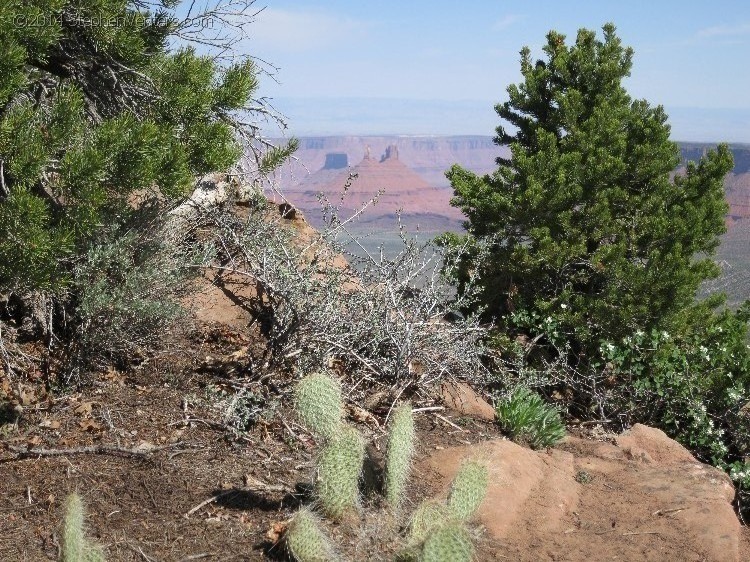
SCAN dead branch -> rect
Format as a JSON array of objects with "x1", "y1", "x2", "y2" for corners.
[{"x1": 2, "y1": 441, "x2": 200, "y2": 461}]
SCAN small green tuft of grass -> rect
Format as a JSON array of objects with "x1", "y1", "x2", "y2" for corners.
[{"x1": 495, "y1": 387, "x2": 566, "y2": 449}]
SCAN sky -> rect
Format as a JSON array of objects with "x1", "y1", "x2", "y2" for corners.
[{"x1": 224, "y1": 0, "x2": 750, "y2": 141}]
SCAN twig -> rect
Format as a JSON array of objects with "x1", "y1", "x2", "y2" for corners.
[
  {"x1": 434, "y1": 413, "x2": 468, "y2": 433},
  {"x1": 125, "y1": 543, "x2": 157, "y2": 562},
  {"x1": 280, "y1": 418, "x2": 300, "y2": 441},
  {"x1": 178, "y1": 555, "x2": 213, "y2": 561},
  {"x1": 576, "y1": 419, "x2": 613, "y2": 426},
  {"x1": 411, "y1": 406, "x2": 444, "y2": 413},
  {"x1": 184, "y1": 490, "x2": 236, "y2": 517},
  {"x1": 652, "y1": 506, "x2": 687, "y2": 516},
  {"x1": 2, "y1": 441, "x2": 198, "y2": 461},
  {"x1": 622, "y1": 531, "x2": 661, "y2": 536},
  {"x1": 141, "y1": 481, "x2": 158, "y2": 511},
  {"x1": 169, "y1": 417, "x2": 229, "y2": 431}
]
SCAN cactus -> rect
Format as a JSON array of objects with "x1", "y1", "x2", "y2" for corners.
[
  {"x1": 285, "y1": 508, "x2": 337, "y2": 562},
  {"x1": 407, "y1": 499, "x2": 451, "y2": 545},
  {"x1": 315, "y1": 424, "x2": 365, "y2": 520},
  {"x1": 384, "y1": 402, "x2": 415, "y2": 508},
  {"x1": 419, "y1": 524, "x2": 474, "y2": 562},
  {"x1": 62, "y1": 493, "x2": 106, "y2": 562},
  {"x1": 446, "y1": 460, "x2": 488, "y2": 521},
  {"x1": 294, "y1": 373, "x2": 344, "y2": 440}
]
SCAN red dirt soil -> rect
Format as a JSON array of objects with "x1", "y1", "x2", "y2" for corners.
[{"x1": 2, "y1": 204, "x2": 750, "y2": 561}]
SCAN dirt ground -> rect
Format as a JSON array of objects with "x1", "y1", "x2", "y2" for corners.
[
  {"x1": 0, "y1": 320, "x2": 501, "y2": 561},
  {"x1": 2, "y1": 268, "x2": 750, "y2": 561}
]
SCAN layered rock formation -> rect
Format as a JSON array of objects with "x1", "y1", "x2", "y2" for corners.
[
  {"x1": 273, "y1": 136, "x2": 750, "y2": 228},
  {"x1": 422, "y1": 424, "x2": 745, "y2": 561},
  {"x1": 275, "y1": 143, "x2": 466, "y2": 234}
]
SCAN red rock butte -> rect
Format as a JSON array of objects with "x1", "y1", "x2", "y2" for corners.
[{"x1": 277, "y1": 144, "x2": 465, "y2": 234}]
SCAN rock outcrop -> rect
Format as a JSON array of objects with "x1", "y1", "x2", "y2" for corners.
[
  {"x1": 421, "y1": 424, "x2": 743, "y2": 561},
  {"x1": 276, "y1": 146, "x2": 466, "y2": 234}
]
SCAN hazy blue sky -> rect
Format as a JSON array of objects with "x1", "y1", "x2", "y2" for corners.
[{"x1": 236, "y1": 1, "x2": 750, "y2": 141}]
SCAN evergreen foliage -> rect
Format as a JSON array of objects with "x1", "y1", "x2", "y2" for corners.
[
  {"x1": 0, "y1": 0, "x2": 294, "y2": 381},
  {"x1": 446, "y1": 24, "x2": 750, "y2": 476},
  {"x1": 448, "y1": 23, "x2": 732, "y2": 358},
  {"x1": 0, "y1": 0, "x2": 293, "y2": 291}
]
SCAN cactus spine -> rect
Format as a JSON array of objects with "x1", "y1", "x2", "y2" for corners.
[
  {"x1": 316, "y1": 424, "x2": 365, "y2": 520},
  {"x1": 291, "y1": 372, "x2": 486, "y2": 560},
  {"x1": 294, "y1": 373, "x2": 344, "y2": 440},
  {"x1": 62, "y1": 493, "x2": 105, "y2": 562},
  {"x1": 384, "y1": 402, "x2": 415, "y2": 508},
  {"x1": 447, "y1": 460, "x2": 488, "y2": 521},
  {"x1": 407, "y1": 499, "x2": 451, "y2": 545},
  {"x1": 419, "y1": 524, "x2": 474, "y2": 562},
  {"x1": 285, "y1": 508, "x2": 337, "y2": 562}
]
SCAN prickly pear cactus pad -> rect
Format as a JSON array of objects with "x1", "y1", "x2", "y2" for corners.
[
  {"x1": 447, "y1": 460, "x2": 488, "y2": 521},
  {"x1": 294, "y1": 373, "x2": 344, "y2": 440},
  {"x1": 285, "y1": 508, "x2": 337, "y2": 562},
  {"x1": 385, "y1": 402, "x2": 416, "y2": 508},
  {"x1": 315, "y1": 424, "x2": 365, "y2": 520},
  {"x1": 420, "y1": 524, "x2": 474, "y2": 562}
]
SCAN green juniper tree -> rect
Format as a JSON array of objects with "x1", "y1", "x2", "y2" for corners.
[
  {"x1": 448, "y1": 23, "x2": 733, "y2": 367},
  {"x1": 446, "y1": 24, "x2": 750, "y2": 472},
  {"x1": 0, "y1": 0, "x2": 294, "y2": 371}
]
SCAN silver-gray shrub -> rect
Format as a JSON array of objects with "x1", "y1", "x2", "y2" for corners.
[
  {"x1": 196, "y1": 190, "x2": 491, "y2": 395},
  {"x1": 67, "y1": 214, "x2": 199, "y2": 380}
]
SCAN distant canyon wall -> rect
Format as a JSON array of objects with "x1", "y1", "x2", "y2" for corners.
[{"x1": 268, "y1": 136, "x2": 750, "y2": 232}]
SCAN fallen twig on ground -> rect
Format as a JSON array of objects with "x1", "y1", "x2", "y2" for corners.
[
  {"x1": 185, "y1": 490, "x2": 237, "y2": 517},
  {"x1": 1, "y1": 441, "x2": 200, "y2": 461}
]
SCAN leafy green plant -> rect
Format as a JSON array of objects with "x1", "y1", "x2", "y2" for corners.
[{"x1": 495, "y1": 387, "x2": 566, "y2": 449}]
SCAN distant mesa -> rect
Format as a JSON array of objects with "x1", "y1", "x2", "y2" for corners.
[
  {"x1": 274, "y1": 136, "x2": 750, "y2": 235},
  {"x1": 380, "y1": 144, "x2": 399, "y2": 162},
  {"x1": 323, "y1": 153, "x2": 348, "y2": 170},
  {"x1": 277, "y1": 144, "x2": 464, "y2": 234}
]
